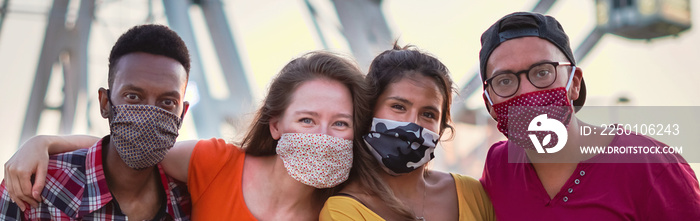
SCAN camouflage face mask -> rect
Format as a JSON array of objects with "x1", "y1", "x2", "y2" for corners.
[{"x1": 363, "y1": 118, "x2": 439, "y2": 175}]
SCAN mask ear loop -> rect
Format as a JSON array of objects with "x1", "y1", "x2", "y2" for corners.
[
  {"x1": 106, "y1": 89, "x2": 116, "y2": 118},
  {"x1": 565, "y1": 66, "x2": 576, "y2": 91},
  {"x1": 564, "y1": 66, "x2": 577, "y2": 116},
  {"x1": 484, "y1": 90, "x2": 494, "y2": 106},
  {"x1": 177, "y1": 111, "x2": 185, "y2": 129}
]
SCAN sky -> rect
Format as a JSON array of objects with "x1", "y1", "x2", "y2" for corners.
[{"x1": 0, "y1": 0, "x2": 698, "y2": 178}]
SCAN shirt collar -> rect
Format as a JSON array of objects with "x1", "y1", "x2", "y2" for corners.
[{"x1": 81, "y1": 136, "x2": 187, "y2": 218}]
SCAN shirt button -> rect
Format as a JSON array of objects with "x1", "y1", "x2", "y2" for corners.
[
  {"x1": 568, "y1": 188, "x2": 573, "y2": 193},
  {"x1": 575, "y1": 179, "x2": 580, "y2": 184},
  {"x1": 563, "y1": 196, "x2": 569, "y2": 202},
  {"x1": 580, "y1": 170, "x2": 586, "y2": 176}
]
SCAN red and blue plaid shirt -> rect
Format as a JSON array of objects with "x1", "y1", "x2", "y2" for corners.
[{"x1": 0, "y1": 136, "x2": 191, "y2": 220}]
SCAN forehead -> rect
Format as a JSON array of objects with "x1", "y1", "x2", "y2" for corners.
[
  {"x1": 384, "y1": 74, "x2": 443, "y2": 104},
  {"x1": 112, "y1": 52, "x2": 188, "y2": 93},
  {"x1": 286, "y1": 78, "x2": 353, "y2": 114},
  {"x1": 485, "y1": 37, "x2": 567, "y2": 78}
]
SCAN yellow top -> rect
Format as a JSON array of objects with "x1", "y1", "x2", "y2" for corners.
[{"x1": 319, "y1": 173, "x2": 495, "y2": 221}]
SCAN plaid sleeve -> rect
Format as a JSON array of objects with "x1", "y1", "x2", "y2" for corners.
[{"x1": 0, "y1": 181, "x2": 25, "y2": 220}]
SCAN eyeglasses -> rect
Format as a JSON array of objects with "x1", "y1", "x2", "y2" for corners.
[{"x1": 484, "y1": 61, "x2": 572, "y2": 98}]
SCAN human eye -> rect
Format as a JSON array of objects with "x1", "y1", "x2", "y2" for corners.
[
  {"x1": 160, "y1": 99, "x2": 178, "y2": 109},
  {"x1": 531, "y1": 64, "x2": 555, "y2": 79},
  {"x1": 422, "y1": 111, "x2": 437, "y2": 119},
  {"x1": 299, "y1": 118, "x2": 313, "y2": 124},
  {"x1": 332, "y1": 121, "x2": 350, "y2": 128},
  {"x1": 391, "y1": 104, "x2": 406, "y2": 111},
  {"x1": 533, "y1": 69, "x2": 552, "y2": 78},
  {"x1": 495, "y1": 76, "x2": 514, "y2": 86},
  {"x1": 124, "y1": 93, "x2": 140, "y2": 101}
]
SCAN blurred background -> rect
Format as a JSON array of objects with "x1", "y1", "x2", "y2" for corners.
[{"x1": 0, "y1": 0, "x2": 698, "y2": 178}]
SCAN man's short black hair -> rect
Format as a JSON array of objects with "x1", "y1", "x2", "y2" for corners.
[{"x1": 108, "y1": 24, "x2": 190, "y2": 88}]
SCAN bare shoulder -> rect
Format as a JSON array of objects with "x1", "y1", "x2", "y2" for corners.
[
  {"x1": 424, "y1": 170, "x2": 460, "y2": 220},
  {"x1": 426, "y1": 169, "x2": 456, "y2": 188}
]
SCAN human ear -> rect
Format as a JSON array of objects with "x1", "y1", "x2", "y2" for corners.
[
  {"x1": 269, "y1": 116, "x2": 282, "y2": 140},
  {"x1": 568, "y1": 67, "x2": 583, "y2": 101},
  {"x1": 98, "y1": 88, "x2": 111, "y2": 119}
]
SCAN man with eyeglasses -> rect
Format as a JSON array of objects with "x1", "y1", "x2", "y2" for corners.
[{"x1": 478, "y1": 12, "x2": 700, "y2": 220}]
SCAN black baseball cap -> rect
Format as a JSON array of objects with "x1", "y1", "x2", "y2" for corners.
[{"x1": 479, "y1": 12, "x2": 586, "y2": 111}]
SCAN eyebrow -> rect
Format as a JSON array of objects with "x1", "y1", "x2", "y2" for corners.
[
  {"x1": 160, "y1": 91, "x2": 183, "y2": 99},
  {"x1": 294, "y1": 111, "x2": 352, "y2": 119},
  {"x1": 387, "y1": 96, "x2": 441, "y2": 114},
  {"x1": 492, "y1": 59, "x2": 554, "y2": 76},
  {"x1": 120, "y1": 84, "x2": 146, "y2": 93},
  {"x1": 334, "y1": 113, "x2": 353, "y2": 119},
  {"x1": 294, "y1": 111, "x2": 319, "y2": 117},
  {"x1": 386, "y1": 96, "x2": 413, "y2": 105},
  {"x1": 120, "y1": 84, "x2": 182, "y2": 99}
]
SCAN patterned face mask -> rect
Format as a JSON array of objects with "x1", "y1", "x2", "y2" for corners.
[
  {"x1": 276, "y1": 133, "x2": 353, "y2": 188},
  {"x1": 363, "y1": 118, "x2": 440, "y2": 175},
  {"x1": 109, "y1": 103, "x2": 182, "y2": 170},
  {"x1": 491, "y1": 88, "x2": 572, "y2": 150},
  {"x1": 489, "y1": 67, "x2": 575, "y2": 150}
]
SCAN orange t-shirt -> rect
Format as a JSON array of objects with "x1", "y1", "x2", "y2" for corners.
[{"x1": 188, "y1": 138, "x2": 257, "y2": 220}]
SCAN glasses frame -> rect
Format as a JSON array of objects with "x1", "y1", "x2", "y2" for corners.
[{"x1": 483, "y1": 61, "x2": 572, "y2": 98}]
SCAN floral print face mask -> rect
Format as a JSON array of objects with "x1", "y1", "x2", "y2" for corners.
[{"x1": 276, "y1": 133, "x2": 353, "y2": 188}]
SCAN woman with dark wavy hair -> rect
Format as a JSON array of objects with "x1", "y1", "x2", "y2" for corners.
[{"x1": 320, "y1": 44, "x2": 495, "y2": 221}]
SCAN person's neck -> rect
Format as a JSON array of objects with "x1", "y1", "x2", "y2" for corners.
[
  {"x1": 250, "y1": 155, "x2": 321, "y2": 219},
  {"x1": 380, "y1": 167, "x2": 425, "y2": 199},
  {"x1": 104, "y1": 140, "x2": 159, "y2": 200}
]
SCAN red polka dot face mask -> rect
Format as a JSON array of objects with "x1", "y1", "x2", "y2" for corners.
[
  {"x1": 486, "y1": 67, "x2": 575, "y2": 150},
  {"x1": 276, "y1": 133, "x2": 353, "y2": 188}
]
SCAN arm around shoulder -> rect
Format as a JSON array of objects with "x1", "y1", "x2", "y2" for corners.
[
  {"x1": 45, "y1": 135, "x2": 100, "y2": 154},
  {"x1": 161, "y1": 140, "x2": 199, "y2": 182},
  {"x1": 183, "y1": 138, "x2": 244, "y2": 196},
  {"x1": 3, "y1": 134, "x2": 99, "y2": 211}
]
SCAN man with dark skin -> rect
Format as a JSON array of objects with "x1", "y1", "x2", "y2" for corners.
[
  {"x1": 0, "y1": 24, "x2": 191, "y2": 220},
  {"x1": 99, "y1": 51, "x2": 189, "y2": 219}
]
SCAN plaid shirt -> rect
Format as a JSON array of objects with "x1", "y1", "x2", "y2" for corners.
[{"x1": 0, "y1": 136, "x2": 191, "y2": 220}]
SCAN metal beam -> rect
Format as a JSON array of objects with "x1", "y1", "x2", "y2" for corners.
[
  {"x1": 304, "y1": 0, "x2": 329, "y2": 49},
  {"x1": 574, "y1": 26, "x2": 605, "y2": 62},
  {"x1": 164, "y1": 0, "x2": 255, "y2": 138},
  {"x1": 60, "y1": 0, "x2": 94, "y2": 134},
  {"x1": 450, "y1": 72, "x2": 484, "y2": 124},
  {"x1": 163, "y1": 0, "x2": 223, "y2": 139},
  {"x1": 0, "y1": 0, "x2": 10, "y2": 39},
  {"x1": 20, "y1": 0, "x2": 94, "y2": 144},
  {"x1": 531, "y1": 0, "x2": 558, "y2": 14},
  {"x1": 198, "y1": 0, "x2": 253, "y2": 116},
  {"x1": 332, "y1": 0, "x2": 392, "y2": 70}
]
